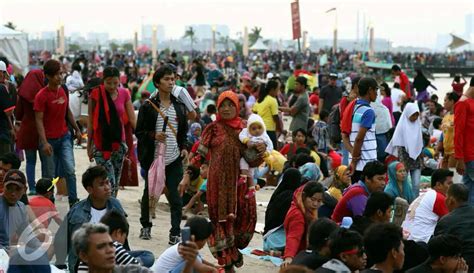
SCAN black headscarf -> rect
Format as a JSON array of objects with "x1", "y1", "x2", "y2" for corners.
[{"x1": 264, "y1": 168, "x2": 302, "y2": 235}]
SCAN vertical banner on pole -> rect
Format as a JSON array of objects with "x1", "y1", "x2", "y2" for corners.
[{"x1": 291, "y1": 1, "x2": 301, "y2": 40}]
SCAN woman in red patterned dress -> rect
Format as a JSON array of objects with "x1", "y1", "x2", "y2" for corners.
[{"x1": 198, "y1": 90, "x2": 263, "y2": 272}]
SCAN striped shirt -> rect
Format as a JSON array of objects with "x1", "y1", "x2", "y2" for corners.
[
  {"x1": 349, "y1": 99, "x2": 377, "y2": 171},
  {"x1": 155, "y1": 104, "x2": 180, "y2": 165},
  {"x1": 77, "y1": 241, "x2": 140, "y2": 272}
]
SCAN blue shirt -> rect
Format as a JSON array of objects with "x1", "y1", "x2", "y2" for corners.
[{"x1": 355, "y1": 99, "x2": 376, "y2": 129}]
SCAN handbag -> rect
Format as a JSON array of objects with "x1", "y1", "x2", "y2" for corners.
[
  {"x1": 243, "y1": 147, "x2": 264, "y2": 168},
  {"x1": 146, "y1": 99, "x2": 176, "y2": 197},
  {"x1": 148, "y1": 143, "x2": 166, "y2": 197}
]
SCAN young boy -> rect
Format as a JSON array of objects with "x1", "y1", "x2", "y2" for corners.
[
  {"x1": 312, "y1": 110, "x2": 331, "y2": 154},
  {"x1": 182, "y1": 162, "x2": 209, "y2": 215},
  {"x1": 152, "y1": 216, "x2": 219, "y2": 273},
  {"x1": 28, "y1": 178, "x2": 62, "y2": 229},
  {"x1": 77, "y1": 210, "x2": 155, "y2": 271}
]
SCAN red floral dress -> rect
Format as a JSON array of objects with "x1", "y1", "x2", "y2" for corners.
[{"x1": 199, "y1": 121, "x2": 257, "y2": 268}]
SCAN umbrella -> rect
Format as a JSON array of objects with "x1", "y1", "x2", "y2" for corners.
[{"x1": 137, "y1": 45, "x2": 151, "y2": 54}]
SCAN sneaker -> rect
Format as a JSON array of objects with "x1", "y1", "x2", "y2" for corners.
[
  {"x1": 169, "y1": 235, "x2": 180, "y2": 245},
  {"x1": 139, "y1": 227, "x2": 151, "y2": 240}
]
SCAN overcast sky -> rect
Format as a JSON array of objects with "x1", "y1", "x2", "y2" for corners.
[{"x1": 1, "y1": 0, "x2": 473, "y2": 48}]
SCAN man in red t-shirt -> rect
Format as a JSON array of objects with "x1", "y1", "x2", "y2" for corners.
[
  {"x1": 451, "y1": 75, "x2": 467, "y2": 97},
  {"x1": 454, "y1": 78, "x2": 474, "y2": 204},
  {"x1": 34, "y1": 59, "x2": 81, "y2": 206},
  {"x1": 391, "y1": 65, "x2": 411, "y2": 100},
  {"x1": 309, "y1": 87, "x2": 320, "y2": 114}
]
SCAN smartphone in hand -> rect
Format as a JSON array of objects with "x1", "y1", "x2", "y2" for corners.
[{"x1": 181, "y1": 226, "x2": 191, "y2": 245}]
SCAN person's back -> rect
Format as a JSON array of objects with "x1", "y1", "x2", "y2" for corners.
[
  {"x1": 331, "y1": 182, "x2": 368, "y2": 223},
  {"x1": 402, "y1": 189, "x2": 446, "y2": 243},
  {"x1": 434, "y1": 184, "x2": 474, "y2": 271}
]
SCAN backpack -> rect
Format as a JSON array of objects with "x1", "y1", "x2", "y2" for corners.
[{"x1": 327, "y1": 104, "x2": 342, "y2": 145}]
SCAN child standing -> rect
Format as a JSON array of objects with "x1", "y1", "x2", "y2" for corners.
[
  {"x1": 239, "y1": 114, "x2": 273, "y2": 198},
  {"x1": 312, "y1": 110, "x2": 331, "y2": 154}
]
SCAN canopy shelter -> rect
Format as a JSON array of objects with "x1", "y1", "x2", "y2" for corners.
[
  {"x1": 250, "y1": 38, "x2": 268, "y2": 51},
  {"x1": 448, "y1": 34, "x2": 470, "y2": 50},
  {"x1": 0, "y1": 25, "x2": 28, "y2": 73}
]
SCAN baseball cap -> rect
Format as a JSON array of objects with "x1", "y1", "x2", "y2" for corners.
[
  {"x1": 0, "y1": 61, "x2": 9, "y2": 76},
  {"x1": 3, "y1": 170, "x2": 27, "y2": 188},
  {"x1": 35, "y1": 178, "x2": 54, "y2": 195},
  {"x1": 329, "y1": 73, "x2": 338, "y2": 79}
]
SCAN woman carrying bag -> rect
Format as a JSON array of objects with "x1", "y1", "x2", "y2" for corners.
[{"x1": 87, "y1": 67, "x2": 136, "y2": 197}]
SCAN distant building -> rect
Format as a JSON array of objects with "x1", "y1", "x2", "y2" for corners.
[
  {"x1": 184, "y1": 24, "x2": 230, "y2": 40},
  {"x1": 142, "y1": 25, "x2": 166, "y2": 47},
  {"x1": 86, "y1": 32, "x2": 109, "y2": 46},
  {"x1": 41, "y1": 31, "x2": 56, "y2": 40}
]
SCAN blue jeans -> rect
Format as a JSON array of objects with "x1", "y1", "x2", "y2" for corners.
[
  {"x1": 375, "y1": 133, "x2": 388, "y2": 162},
  {"x1": 340, "y1": 143, "x2": 349, "y2": 166},
  {"x1": 463, "y1": 161, "x2": 474, "y2": 205},
  {"x1": 410, "y1": 169, "x2": 421, "y2": 198},
  {"x1": 25, "y1": 150, "x2": 47, "y2": 192},
  {"x1": 39, "y1": 132, "x2": 77, "y2": 203},
  {"x1": 128, "y1": 250, "x2": 155, "y2": 268}
]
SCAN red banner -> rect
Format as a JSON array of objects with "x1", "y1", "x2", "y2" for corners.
[{"x1": 291, "y1": 1, "x2": 301, "y2": 40}]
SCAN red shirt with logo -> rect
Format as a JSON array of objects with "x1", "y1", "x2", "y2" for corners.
[
  {"x1": 399, "y1": 72, "x2": 411, "y2": 99},
  {"x1": 34, "y1": 86, "x2": 69, "y2": 139}
]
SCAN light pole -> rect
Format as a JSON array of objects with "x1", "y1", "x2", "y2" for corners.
[{"x1": 211, "y1": 25, "x2": 216, "y2": 55}]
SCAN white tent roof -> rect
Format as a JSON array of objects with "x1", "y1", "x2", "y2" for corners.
[
  {"x1": 250, "y1": 38, "x2": 268, "y2": 51},
  {"x1": 0, "y1": 25, "x2": 28, "y2": 73}
]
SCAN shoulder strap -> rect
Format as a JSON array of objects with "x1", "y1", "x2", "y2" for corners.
[{"x1": 146, "y1": 99, "x2": 178, "y2": 138}]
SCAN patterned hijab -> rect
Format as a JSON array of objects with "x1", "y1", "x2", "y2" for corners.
[{"x1": 216, "y1": 90, "x2": 243, "y2": 130}]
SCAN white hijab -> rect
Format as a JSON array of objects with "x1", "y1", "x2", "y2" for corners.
[{"x1": 385, "y1": 102, "x2": 423, "y2": 160}]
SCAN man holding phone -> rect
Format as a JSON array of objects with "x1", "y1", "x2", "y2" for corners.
[
  {"x1": 152, "y1": 216, "x2": 219, "y2": 273},
  {"x1": 136, "y1": 65, "x2": 189, "y2": 243}
]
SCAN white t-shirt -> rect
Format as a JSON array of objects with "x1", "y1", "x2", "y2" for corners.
[
  {"x1": 391, "y1": 88, "x2": 405, "y2": 113},
  {"x1": 90, "y1": 207, "x2": 107, "y2": 224},
  {"x1": 151, "y1": 244, "x2": 201, "y2": 273},
  {"x1": 402, "y1": 189, "x2": 448, "y2": 243}
]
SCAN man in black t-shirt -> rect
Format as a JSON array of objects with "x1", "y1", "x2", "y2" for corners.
[
  {"x1": 406, "y1": 235, "x2": 467, "y2": 273},
  {"x1": 319, "y1": 73, "x2": 342, "y2": 114}
]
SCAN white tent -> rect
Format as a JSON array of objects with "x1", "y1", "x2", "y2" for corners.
[
  {"x1": 0, "y1": 26, "x2": 28, "y2": 73},
  {"x1": 250, "y1": 38, "x2": 268, "y2": 51}
]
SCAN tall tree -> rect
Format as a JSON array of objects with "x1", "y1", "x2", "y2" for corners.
[
  {"x1": 249, "y1": 26, "x2": 262, "y2": 46},
  {"x1": 217, "y1": 34, "x2": 230, "y2": 52},
  {"x1": 4, "y1": 22, "x2": 16, "y2": 30},
  {"x1": 183, "y1": 27, "x2": 197, "y2": 52},
  {"x1": 122, "y1": 43, "x2": 134, "y2": 52}
]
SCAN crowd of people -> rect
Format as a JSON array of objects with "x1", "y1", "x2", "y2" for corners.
[{"x1": 0, "y1": 47, "x2": 474, "y2": 273}]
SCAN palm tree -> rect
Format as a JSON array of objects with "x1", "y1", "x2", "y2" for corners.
[
  {"x1": 183, "y1": 27, "x2": 197, "y2": 52},
  {"x1": 249, "y1": 26, "x2": 262, "y2": 46},
  {"x1": 4, "y1": 22, "x2": 16, "y2": 30},
  {"x1": 217, "y1": 34, "x2": 230, "y2": 52}
]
